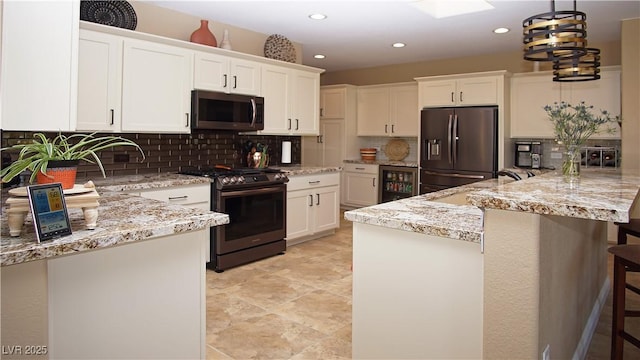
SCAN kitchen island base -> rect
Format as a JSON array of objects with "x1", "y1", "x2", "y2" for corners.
[{"x1": 1, "y1": 229, "x2": 209, "y2": 359}]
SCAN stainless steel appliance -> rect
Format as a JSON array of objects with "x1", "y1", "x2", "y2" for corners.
[
  {"x1": 191, "y1": 90, "x2": 264, "y2": 131},
  {"x1": 180, "y1": 167, "x2": 288, "y2": 272},
  {"x1": 379, "y1": 165, "x2": 418, "y2": 203},
  {"x1": 420, "y1": 106, "x2": 498, "y2": 194},
  {"x1": 515, "y1": 141, "x2": 542, "y2": 168}
]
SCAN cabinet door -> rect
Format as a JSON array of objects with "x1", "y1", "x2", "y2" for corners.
[
  {"x1": 260, "y1": 65, "x2": 291, "y2": 134},
  {"x1": 193, "y1": 52, "x2": 228, "y2": 92},
  {"x1": 565, "y1": 70, "x2": 621, "y2": 139},
  {"x1": 121, "y1": 39, "x2": 193, "y2": 133},
  {"x1": 286, "y1": 190, "x2": 314, "y2": 240},
  {"x1": 301, "y1": 136, "x2": 321, "y2": 166},
  {"x1": 345, "y1": 172, "x2": 378, "y2": 207},
  {"x1": 319, "y1": 119, "x2": 344, "y2": 167},
  {"x1": 314, "y1": 185, "x2": 340, "y2": 233},
  {"x1": 1, "y1": 0, "x2": 78, "y2": 131},
  {"x1": 390, "y1": 84, "x2": 419, "y2": 136},
  {"x1": 418, "y1": 80, "x2": 457, "y2": 107},
  {"x1": 357, "y1": 87, "x2": 390, "y2": 136},
  {"x1": 77, "y1": 31, "x2": 122, "y2": 132},
  {"x1": 229, "y1": 59, "x2": 261, "y2": 96},
  {"x1": 457, "y1": 76, "x2": 499, "y2": 105},
  {"x1": 320, "y1": 88, "x2": 346, "y2": 119},
  {"x1": 292, "y1": 70, "x2": 320, "y2": 135},
  {"x1": 510, "y1": 75, "x2": 561, "y2": 138}
]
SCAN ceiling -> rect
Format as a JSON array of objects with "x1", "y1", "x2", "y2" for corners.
[{"x1": 145, "y1": 1, "x2": 640, "y2": 72}]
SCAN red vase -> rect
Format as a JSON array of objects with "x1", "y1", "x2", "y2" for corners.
[{"x1": 190, "y1": 20, "x2": 217, "y2": 47}]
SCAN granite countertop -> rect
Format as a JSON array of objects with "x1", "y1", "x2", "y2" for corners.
[
  {"x1": 344, "y1": 177, "x2": 516, "y2": 243},
  {"x1": 467, "y1": 171, "x2": 640, "y2": 223},
  {"x1": 345, "y1": 170, "x2": 640, "y2": 242},
  {"x1": 1, "y1": 173, "x2": 228, "y2": 266},
  {"x1": 344, "y1": 159, "x2": 418, "y2": 167},
  {"x1": 274, "y1": 166, "x2": 342, "y2": 176}
]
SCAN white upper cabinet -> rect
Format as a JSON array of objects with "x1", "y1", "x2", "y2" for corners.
[
  {"x1": 259, "y1": 65, "x2": 320, "y2": 135},
  {"x1": 510, "y1": 67, "x2": 621, "y2": 139},
  {"x1": 357, "y1": 83, "x2": 418, "y2": 136},
  {"x1": 418, "y1": 76, "x2": 499, "y2": 107},
  {"x1": 1, "y1": 0, "x2": 79, "y2": 131},
  {"x1": 193, "y1": 52, "x2": 261, "y2": 96},
  {"x1": 77, "y1": 30, "x2": 122, "y2": 132},
  {"x1": 121, "y1": 38, "x2": 193, "y2": 133},
  {"x1": 320, "y1": 87, "x2": 346, "y2": 119}
]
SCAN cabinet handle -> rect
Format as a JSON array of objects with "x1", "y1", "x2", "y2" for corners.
[
  {"x1": 223, "y1": 74, "x2": 228, "y2": 88},
  {"x1": 355, "y1": 167, "x2": 365, "y2": 170},
  {"x1": 308, "y1": 180, "x2": 321, "y2": 185},
  {"x1": 317, "y1": 136, "x2": 321, "y2": 143},
  {"x1": 309, "y1": 194, "x2": 313, "y2": 206},
  {"x1": 391, "y1": 124, "x2": 395, "y2": 133},
  {"x1": 320, "y1": 108, "x2": 324, "y2": 117},
  {"x1": 385, "y1": 124, "x2": 388, "y2": 133},
  {"x1": 319, "y1": 135, "x2": 323, "y2": 143},
  {"x1": 372, "y1": 178, "x2": 376, "y2": 187},
  {"x1": 296, "y1": 119, "x2": 299, "y2": 130},
  {"x1": 168, "y1": 196, "x2": 188, "y2": 201},
  {"x1": 233, "y1": 75, "x2": 237, "y2": 89},
  {"x1": 316, "y1": 193, "x2": 320, "y2": 205},
  {"x1": 185, "y1": 113, "x2": 189, "y2": 127},
  {"x1": 288, "y1": 118, "x2": 292, "y2": 130},
  {"x1": 451, "y1": 92, "x2": 454, "y2": 103},
  {"x1": 460, "y1": 91, "x2": 463, "y2": 103},
  {"x1": 110, "y1": 109, "x2": 114, "y2": 125}
]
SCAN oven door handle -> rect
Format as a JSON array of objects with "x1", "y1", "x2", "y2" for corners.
[{"x1": 218, "y1": 185, "x2": 284, "y2": 199}]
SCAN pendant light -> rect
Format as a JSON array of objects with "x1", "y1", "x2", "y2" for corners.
[
  {"x1": 553, "y1": 47, "x2": 601, "y2": 81},
  {"x1": 522, "y1": 0, "x2": 587, "y2": 61}
]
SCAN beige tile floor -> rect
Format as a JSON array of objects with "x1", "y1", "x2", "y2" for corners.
[{"x1": 206, "y1": 212, "x2": 640, "y2": 359}]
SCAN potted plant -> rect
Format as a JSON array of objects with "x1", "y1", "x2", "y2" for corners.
[
  {"x1": 544, "y1": 101, "x2": 620, "y2": 179},
  {"x1": 1, "y1": 132, "x2": 145, "y2": 189}
]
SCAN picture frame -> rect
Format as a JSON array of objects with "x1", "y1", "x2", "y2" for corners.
[{"x1": 27, "y1": 183, "x2": 73, "y2": 242}]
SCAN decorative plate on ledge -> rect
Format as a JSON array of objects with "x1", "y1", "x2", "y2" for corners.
[
  {"x1": 384, "y1": 138, "x2": 410, "y2": 161},
  {"x1": 80, "y1": 0, "x2": 137, "y2": 30}
]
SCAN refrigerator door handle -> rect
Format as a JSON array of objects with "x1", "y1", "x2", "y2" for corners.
[
  {"x1": 452, "y1": 114, "x2": 459, "y2": 165},
  {"x1": 422, "y1": 170, "x2": 486, "y2": 180},
  {"x1": 447, "y1": 114, "x2": 453, "y2": 165}
]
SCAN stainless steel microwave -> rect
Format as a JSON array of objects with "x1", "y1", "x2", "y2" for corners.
[{"x1": 191, "y1": 90, "x2": 264, "y2": 131}]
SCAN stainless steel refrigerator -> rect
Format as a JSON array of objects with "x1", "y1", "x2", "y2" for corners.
[{"x1": 419, "y1": 106, "x2": 498, "y2": 194}]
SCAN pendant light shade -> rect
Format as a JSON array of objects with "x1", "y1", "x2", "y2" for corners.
[
  {"x1": 522, "y1": 0, "x2": 587, "y2": 61},
  {"x1": 553, "y1": 47, "x2": 601, "y2": 82}
]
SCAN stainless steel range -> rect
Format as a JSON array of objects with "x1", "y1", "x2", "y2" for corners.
[{"x1": 180, "y1": 166, "x2": 288, "y2": 272}]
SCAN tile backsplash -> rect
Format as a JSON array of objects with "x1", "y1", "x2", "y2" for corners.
[{"x1": 1, "y1": 131, "x2": 301, "y2": 180}]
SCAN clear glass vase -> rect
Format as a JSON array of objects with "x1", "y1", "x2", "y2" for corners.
[{"x1": 563, "y1": 146, "x2": 581, "y2": 179}]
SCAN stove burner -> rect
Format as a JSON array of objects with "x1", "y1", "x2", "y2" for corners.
[{"x1": 179, "y1": 166, "x2": 288, "y2": 189}]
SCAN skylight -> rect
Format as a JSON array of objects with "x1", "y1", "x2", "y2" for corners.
[{"x1": 410, "y1": 0, "x2": 494, "y2": 19}]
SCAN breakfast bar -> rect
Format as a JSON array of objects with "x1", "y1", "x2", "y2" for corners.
[{"x1": 346, "y1": 171, "x2": 640, "y2": 359}]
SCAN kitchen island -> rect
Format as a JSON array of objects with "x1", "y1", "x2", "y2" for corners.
[
  {"x1": 346, "y1": 171, "x2": 640, "y2": 359},
  {"x1": 1, "y1": 176, "x2": 229, "y2": 359}
]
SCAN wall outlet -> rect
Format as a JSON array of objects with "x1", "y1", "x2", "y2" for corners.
[
  {"x1": 550, "y1": 152, "x2": 562, "y2": 159},
  {"x1": 542, "y1": 344, "x2": 550, "y2": 360}
]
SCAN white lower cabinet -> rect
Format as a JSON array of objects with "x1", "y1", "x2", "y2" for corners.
[
  {"x1": 342, "y1": 163, "x2": 379, "y2": 208},
  {"x1": 129, "y1": 184, "x2": 210, "y2": 210},
  {"x1": 286, "y1": 173, "x2": 340, "y2": 245}
]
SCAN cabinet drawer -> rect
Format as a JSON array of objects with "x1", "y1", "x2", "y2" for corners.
[
  {"x1": 343, "y1": 163, "x2": 379, "y2": 174},
  {"x1": 287, "y1": 173, "x2": 340, "y2": 192},
  {"x1": 136, "y1": 184, "x2": 210, "y2": 209}
]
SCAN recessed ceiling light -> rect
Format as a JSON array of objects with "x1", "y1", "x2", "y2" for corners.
[
  {"x1": 314, "y1": 54, "x2": 325, "y2": 59},
  {"x1": 309, "y1": 13, "x2": 327, "y2": 20},
  {"x1": 392, "y1": 43, "x2": 406, "y2": 48},
  {"x1": 494, "y1": 27, "x2": 510, "y2": 34}
]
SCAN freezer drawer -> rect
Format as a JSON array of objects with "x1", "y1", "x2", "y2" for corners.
[{"x1": 419, "y1": 169, "x2": 492, "y2": 194}]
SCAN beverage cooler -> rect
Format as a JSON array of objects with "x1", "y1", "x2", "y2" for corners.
[{"x1": 378, "y1": 165, "x2": 418, "y2": 203}]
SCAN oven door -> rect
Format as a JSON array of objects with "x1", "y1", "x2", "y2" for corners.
[{"x1": 213, "y1": 184, "x2": 286, "y2": 254}]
